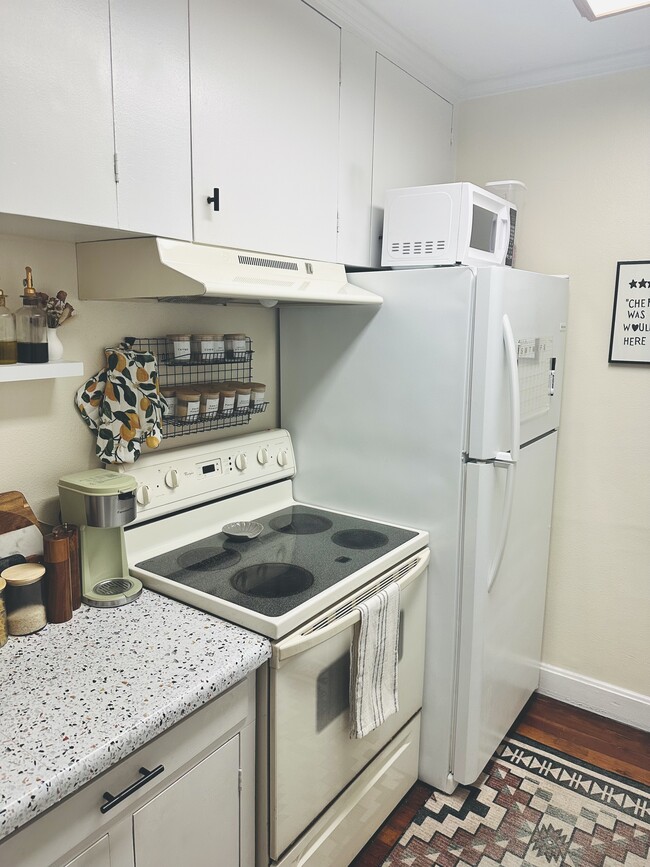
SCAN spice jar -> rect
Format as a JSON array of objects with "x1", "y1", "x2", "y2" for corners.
[
  {"x1": 191, "y1": 333, "x2": 225, "y2": 363},
  {"x1": 250, "y1": 382, "x2": 267, "y2": 406},
  {"x1": 0, "y1": 578, "x2": 7, "y2": 647},
  {"x1": 219, "y1": 388, "x2": 237, "y2": 414},
  {"x1": 161, "y1": 386, "x2": 177, "y2": 417},
  {"x1": 1, "y1": 563, "x2": 47, "y2": 635},
  {"x1": 200, "y1": 386, "x2": 221, "y2": 417},
  {"x1": 175, "y1": 388, "x2": 201, "y2": 419},
  {"x1": 166, "y1": 333, "x2": 192, "y2": 364},
  {"x1": 233, "y1": 384, "x2": 252, "y2": 412},
  {"x1": 224, "y1": 333, "x2": 248, "y2": 359}
]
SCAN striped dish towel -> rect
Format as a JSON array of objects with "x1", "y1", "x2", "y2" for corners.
[{"x1": 349, "y1": 583, "x2": 400, "y2": 739}]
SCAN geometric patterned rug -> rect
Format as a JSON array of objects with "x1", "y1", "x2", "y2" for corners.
[{"x1": 381, "y1": 735, "x2": 650, "y2": 866}]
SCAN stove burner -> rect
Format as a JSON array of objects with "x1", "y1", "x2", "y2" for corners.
[
  {"x1": 231, "y1": 563, "x2": 314, "y2": 598},
  {"x1": 177, "y1": 547, "x2": 241, "y2": 572},
  {"x1": 332, "y1": 529, "x2": 389, "y2": 550},
  {"x1": 269, "y1": 511, "x2": 333, "y2": 535}
]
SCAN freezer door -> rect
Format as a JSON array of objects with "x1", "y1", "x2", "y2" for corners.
[
  {"x1": 468, "y1": 267, "x2": 568, "y2": 461},
  {"x1": 453, "y1": 433, "x2": 558, "y2": 786}
]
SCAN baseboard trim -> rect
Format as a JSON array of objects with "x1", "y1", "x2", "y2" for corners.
[{"x1": 538, "y1": 664, "x2": 650, "y2": 732}]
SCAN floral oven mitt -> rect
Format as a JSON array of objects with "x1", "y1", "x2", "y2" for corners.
[{"x1": 76, "y1": 344, "x2": 169, "y2": 464}]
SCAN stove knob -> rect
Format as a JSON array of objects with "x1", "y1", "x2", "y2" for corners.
[
  {"x1": 164, "y1": 469, "x2": 180, "y2": 489},
  {"x1": 235, "y1": 453, "x2": 248, "y2": 471},
  {"x1": 277, "y1": 450, "x2": 288, "y2": 467},
  {"x1": 136, "y1": 484, "x2": 151, "y2": 506},
  {"x1": 257, "y1": 447, "x2": 269, "y2": 465}
]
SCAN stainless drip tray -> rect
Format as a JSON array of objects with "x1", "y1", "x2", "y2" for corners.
[{"x1": 87, "y1": 577, "x2": 142, "y2": 608}]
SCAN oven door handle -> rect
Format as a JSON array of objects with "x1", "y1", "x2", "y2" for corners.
[{"x1": 272, "y1": 548, "x2": 429, "y2": 666}]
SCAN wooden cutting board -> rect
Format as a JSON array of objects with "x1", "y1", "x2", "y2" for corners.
[{"x1": 0, "y1": 491, "x2": 44, "y2": 561}]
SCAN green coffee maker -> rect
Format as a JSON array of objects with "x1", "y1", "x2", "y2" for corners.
[{"x1": 58, "y1": 469, "x2": 142, "y2": 607}]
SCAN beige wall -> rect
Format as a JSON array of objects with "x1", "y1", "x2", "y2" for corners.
[
  {"x1": 456, "y1": 69, "x2": 650, "y2": 696},
  {"x1": 0, "y1": 234, "x2": 278, "y2": 526}
]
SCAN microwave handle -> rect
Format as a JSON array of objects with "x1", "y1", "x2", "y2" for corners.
[{"x1": 271, "y1": 548, "x2": 429, "y2": 666}]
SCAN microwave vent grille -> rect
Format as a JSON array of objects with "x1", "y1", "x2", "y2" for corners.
[{"x1": 390, "y1": 240, "x2": 445, "y2": 256}]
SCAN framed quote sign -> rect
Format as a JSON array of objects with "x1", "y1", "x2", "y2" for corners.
[{"x1": 608, "y1": 260, "x2": 650, "y2": 364}]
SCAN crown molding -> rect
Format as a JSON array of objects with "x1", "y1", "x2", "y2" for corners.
[
  {"x1": 460, "y1": 46, "x2": 650, "y2": 99},
  {"x1": 307, "y1": 0, "x2": 465, "y2": 103}
]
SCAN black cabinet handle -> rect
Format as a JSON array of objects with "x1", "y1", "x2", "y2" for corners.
[
  {"x1": 100, "y1": 765, "x2": 165, "y2": 813},
  {"x1": 207, "y1": 188, "x2": 220, "y2": 211}
]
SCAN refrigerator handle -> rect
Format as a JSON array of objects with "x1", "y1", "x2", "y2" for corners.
[
  {"x1": 488, "y1": 315, "x2": 520, "y2": 592},
  {"x1": 499, "y1": 314, "x2": 520, "y2": 464}
]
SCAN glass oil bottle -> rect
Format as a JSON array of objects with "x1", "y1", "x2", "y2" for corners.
[
  {"x1": 0, "y1": 289, "x2": 17, "y2": 364},
  {"x1": 16, "y1": 266, "x2": 48, "y2": 363}
]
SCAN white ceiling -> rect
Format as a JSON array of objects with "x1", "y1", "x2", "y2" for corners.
[{"x1": 316, "y1": 0, "x2": 650, "y2": 99}]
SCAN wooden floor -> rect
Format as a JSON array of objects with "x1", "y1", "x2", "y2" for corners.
[{"x1": 350, "y1": 694, "x2": 650, "y2": 866}]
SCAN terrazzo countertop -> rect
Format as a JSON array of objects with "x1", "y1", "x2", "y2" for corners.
[{"x1": 0, "y1": 590, "x2": 271, "y2": 841}]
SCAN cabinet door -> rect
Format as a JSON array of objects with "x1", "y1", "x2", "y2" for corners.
[
  {"x1": 370, "y1": 55, "x2": 454, "y2": 266},
  {"x1": 0, "y1": 0, "x2": 117, "y2": 228},
  {"x1": 190, "y1": 0, "x2": 340, "y2": 261},
  {"x1": 132, "y1": 734, "x2": 240, "y2": 867},
  {"x1": 336, "y1": 31, "x2": 375, "y2": 268},
  {"x1": 63, "y1": 835, "x2": 112, "y2": 867},
  {"x1": 110, "y1": 0, "x2": 192, "y2": 240}
]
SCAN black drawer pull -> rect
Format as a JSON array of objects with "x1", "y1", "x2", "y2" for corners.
[
  {"x1": 207, "y1": 188, "x2": 220, "y2": 211},
  {"x1": 100, "y1": 765, "x2": 165, "y2": 813}
]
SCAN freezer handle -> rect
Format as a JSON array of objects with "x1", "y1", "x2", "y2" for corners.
[
  {"x1": 488, "y1": 314, "x2": 520, "y2": 591},
  {"x1": 271, "y1": 548, "x2": 429, "y2": 666}
]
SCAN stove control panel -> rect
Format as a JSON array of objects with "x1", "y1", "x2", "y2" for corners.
[{"x1": 108, "y1": 429, "x2": 296, "y2": 523}]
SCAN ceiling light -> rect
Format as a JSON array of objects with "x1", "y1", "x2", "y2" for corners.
[{"x1": 573, "y1": 0, "x2": 650, "y2": 19}]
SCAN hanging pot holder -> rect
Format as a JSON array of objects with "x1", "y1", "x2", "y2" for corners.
[{"x1": 76, "y1": 343, "x2": 168, "y2": 464}]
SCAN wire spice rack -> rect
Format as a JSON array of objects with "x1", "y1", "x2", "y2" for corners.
[{"x1": 128, "y1": 336, "x2": 269, "y2": 439}]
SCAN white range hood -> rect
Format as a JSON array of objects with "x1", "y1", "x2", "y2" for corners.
[{"x1": 76, "y1": 237, "x2": 382, "y2": 306}]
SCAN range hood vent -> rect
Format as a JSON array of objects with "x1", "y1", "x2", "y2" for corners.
[{"x1": 76, "y1": 237, "x2": 382, "y2": 307}]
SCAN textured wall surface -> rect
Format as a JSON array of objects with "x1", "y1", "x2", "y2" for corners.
[
  {"x1": 456, "y1": 69, "x2": 650, "y2": 696},
  {"x1": 0, "y1": 234, "x2": 278, "y2": 525}
]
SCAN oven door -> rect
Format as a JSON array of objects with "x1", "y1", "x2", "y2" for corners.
[{"x1": 267, "y1": 548, "x2": 429, "y2": 861}]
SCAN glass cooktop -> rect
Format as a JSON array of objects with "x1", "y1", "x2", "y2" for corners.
[{"x1": 136, "y1": 505, "x2": 417, "y2": 618}]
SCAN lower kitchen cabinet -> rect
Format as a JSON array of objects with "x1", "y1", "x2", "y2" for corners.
[
  {"x1": 0, "y1": 675, "x2": 256, "y2": 867},
  {"x1": 63, "y1": 836, "x2": 111, "y2": 867},
  {"x1": 132, "y1": 735, "x2": 240, "y2": 867}
]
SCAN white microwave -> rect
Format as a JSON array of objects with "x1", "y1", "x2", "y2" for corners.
[{"x1": 381, "y1": 182, "x2": 517, "y2": 268}]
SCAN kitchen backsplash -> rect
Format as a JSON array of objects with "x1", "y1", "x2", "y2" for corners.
[{"x1": 0, "y1": 233, "x2": 279, "y2": 525}]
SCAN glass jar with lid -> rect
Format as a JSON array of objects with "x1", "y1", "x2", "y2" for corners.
[
  {"x1": 224, "y1": 333, "x2": 248, "y2": 359},
  {"x1": 1, "y1": 562, "x2": 47, "y2": 635},
  {"x1": 191, "y1": 333, "x2": 225, "y2": 363},
  {"x1": 166, "y1": 333, "x2": 191, "y2": 364},
  {"x1": 0, "y1": 289, "x2": 17, "y2": 365},
  {"x1": 0, "y1": 577, "x2": 7, "y2": 646}
]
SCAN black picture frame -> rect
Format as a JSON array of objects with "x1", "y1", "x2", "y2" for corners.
[{"x1": 608, "y1": 260, "x2": 650, "y2": 364}]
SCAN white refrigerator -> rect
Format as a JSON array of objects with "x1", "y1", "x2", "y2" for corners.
[{"x1": 279, "y1": 265, "x2": 568, "y2": 792}]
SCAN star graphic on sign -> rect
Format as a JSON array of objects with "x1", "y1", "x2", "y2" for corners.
[
  {"x1": 639, "y1": 279, "x2": 648, "y2": 288},
  {"x1": 629, "y1": 279, "x2": 638, "y2": 288}
]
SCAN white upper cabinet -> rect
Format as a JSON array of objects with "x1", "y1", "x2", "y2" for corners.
[
  {"x1": 336, "y1": 48, "x2": 454, "y2": 268},
  {"x1": 190, "y1": 0, "x2": 341, "y2": 261},
  {"x1": 110, "y1": 0, "x2": 192, "y2": 240},
  {"x1": 0, "y1": 0, "x2": 117, "y2": 228},
  {"x1": 369, "y1": 55, "x2": 454, "y2": 267},
  {"x1": 336, "y1": 31, "x2": 376, "y2": 268}
]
